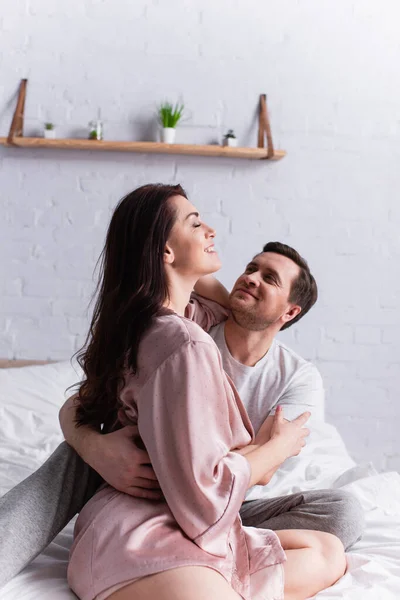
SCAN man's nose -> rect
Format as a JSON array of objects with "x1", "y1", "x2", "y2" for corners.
[{"x1": 244, "y1": 274, "x2": 260, "y2": 287}]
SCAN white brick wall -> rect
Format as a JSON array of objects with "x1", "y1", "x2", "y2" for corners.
[{"x1": 0, "y1": 0, "x2": 399, "y2": 471}]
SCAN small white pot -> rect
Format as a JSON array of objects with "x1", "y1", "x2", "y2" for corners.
[
  {"x1": 223, "y1": 137, "x2": 238, "y2": 147},
  {"x1": 161, "y1": 127, "x2": 176, "y2": 144},
  {"x1": 44, "y1": 129, "x2": 56, "y2": 139}
]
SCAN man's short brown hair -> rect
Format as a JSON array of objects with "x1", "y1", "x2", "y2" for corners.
[{"x1": 262, "y1": 241, "x2": 318, "y2": 330}]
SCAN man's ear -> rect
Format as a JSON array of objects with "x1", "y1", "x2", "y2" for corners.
[
  {"x1": 164, "y1": 243, "x2": 175, "y2": 265},
  {"x1": 281, "y1": 304, "x2": 301, "y2": 325}
]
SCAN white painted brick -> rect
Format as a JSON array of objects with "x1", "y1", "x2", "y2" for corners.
[
  {"x1": 381, "y1": 326, "x2": 400, "y2": 345},
  {"x1": 354, "y1": 326, "x2": 382, "y2": 345},
  {"x1": 24, "y1": 278, "x2": 82, "y2": 298},
  {"x1": 67, "y1": 316, "x2": 90, "y2": 336},
  {"x1": 0, "y1": 335, "x2": 14, "y2": 359},
  {"x1": 1, "y1": 0, "x2": 400, "y2": 470},
  {"x1": 324, "y1": 326, "x2": 354, "y2": 344},
  {"x1": 0, "y1": 296, "x2": 52, "y2": 317},
  {"x1": 385, "y1": 455, "x2": 400, "y2": 473},
  {"x1": 52, "y1": 298, "x2": 88, "y2": 319},
  {"x1": 13, "y1": 331, "x2": 75, "y2": 361}
]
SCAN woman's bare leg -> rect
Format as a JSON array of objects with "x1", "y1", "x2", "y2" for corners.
[
  {"x1": 276, "y1": 530, "x2": 347, "y2": 600},
  {"x1": 106, "y1": 566, "x2": 242, "y2": 600}
]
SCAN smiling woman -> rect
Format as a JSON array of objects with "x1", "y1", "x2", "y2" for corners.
[{"x1": 162, "y1": 196, "x2": 221, "y2": 300}]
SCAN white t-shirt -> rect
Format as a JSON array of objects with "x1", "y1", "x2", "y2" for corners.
[
  {"x1": 208, "y1": 322, "x2": 325, "y2": 435},
  {"x1": 209, "y1": 322, "x2": 325, "y2": 502},
  {"x1": 187, "y1": 294, "x2": 325, "y2": 500}
]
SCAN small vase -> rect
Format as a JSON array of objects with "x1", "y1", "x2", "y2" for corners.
[
  {"x1": 223, "y1": 137, "x2": 238, "y2": 147},
  {"x1": 88, "y1": 120, "x2": 103, "y2": 140},
  {"x1": 44, "y1": 129, "x2": 56, "y2": 139},
  {"x1": 161, "y1": 128, "x2": 176, "y2": 144}
]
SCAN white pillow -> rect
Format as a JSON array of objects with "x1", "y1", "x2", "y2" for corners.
[{"x1": 0, "y1": 361, "x2": 83, "y2": 493}]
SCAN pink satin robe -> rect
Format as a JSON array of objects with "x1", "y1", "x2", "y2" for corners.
[{"x1": 67, "y1": 299, "x2": 286, "y2": 600}]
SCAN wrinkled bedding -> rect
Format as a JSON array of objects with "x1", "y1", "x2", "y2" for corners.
[{"x1": 0, "y1": 361, "x2": 399, "y2": 599}]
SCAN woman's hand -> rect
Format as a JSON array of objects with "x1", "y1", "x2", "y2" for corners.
[
  {"x1": 236, "y1": 407, "x2": 311, "y2": 488},
  {"x1": 270, "y1": 405, "x2": 311, "y2": 463},
  {"x1": 253, "y1": 407, "x2": 310, "y2": 485}
]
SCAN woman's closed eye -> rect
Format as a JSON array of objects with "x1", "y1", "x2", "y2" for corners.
[{"x1": 193, "y1": 222, "x2": 201, "y2": 228}]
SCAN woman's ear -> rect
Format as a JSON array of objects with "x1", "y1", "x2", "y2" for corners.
[{"x1": 164, "y1": 243, "x2": 175, "y2": 265}]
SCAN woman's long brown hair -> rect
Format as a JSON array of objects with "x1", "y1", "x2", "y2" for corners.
[{"x1": 75, "y1": 183, "x2": 186, "y2": 429}]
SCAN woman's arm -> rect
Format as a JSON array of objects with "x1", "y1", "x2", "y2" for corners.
[
  {"x1": 236, "y1": 407, "x2": 310, "y2": 486},
  {"x1": 133, "y1": 339, "x2": 251, "y2": 558},
  {"x1": 193, "y1": 275, "x2": 230, "y2": 308}
]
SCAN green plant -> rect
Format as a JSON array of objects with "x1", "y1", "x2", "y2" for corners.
[
  {"x1": 44, "y1": 122, "x2": 54, "y2": 130},
  {"x1": 224, "y1": 129, "x2": 236, "y2": 139},
  {"x1": 158, "y1": 102, "x2": 185, "y2": 128}
]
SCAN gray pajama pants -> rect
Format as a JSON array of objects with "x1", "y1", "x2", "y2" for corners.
[{"x1": 0, "y1": 442, "x2": 364, "y2": 589}]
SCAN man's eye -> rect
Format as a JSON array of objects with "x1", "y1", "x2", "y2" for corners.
[{"x1": 193, "y1": 223, "x2": 201, "y2": 228}]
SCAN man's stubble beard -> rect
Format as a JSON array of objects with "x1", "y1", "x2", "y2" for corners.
[{"x1": 230, "y1": 305, "x2": 274, "y2": 332}]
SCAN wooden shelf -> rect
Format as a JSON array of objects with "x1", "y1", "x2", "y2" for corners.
[
  {"x1": 0, "y1": 136, "x2": 286, "y2": 160},
  {"x1": 1, "y1": 80, "x2": 286, "y2": 162}
]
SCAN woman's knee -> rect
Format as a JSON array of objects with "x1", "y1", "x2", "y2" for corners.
[
  {"x1": 279, "y1": 530, "x2": 346, "y2": 600},
  {"x1": 310, "y1": 531, "x2": 347, "y2": 586}
]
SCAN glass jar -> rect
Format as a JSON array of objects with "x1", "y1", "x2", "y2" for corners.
[{"x1": 88, "y1": 120, "x2": 103, "y2": 140}]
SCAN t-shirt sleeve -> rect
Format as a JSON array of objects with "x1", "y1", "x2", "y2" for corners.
[
  {"x1": 270, "y1": 364, "x2": 325, "y2": 423},
  {"x1": 184, "y1": 292, "x2": 229, "y2": 332},
  {"x1": 135, "y1": 340, "x2": 251, "y2": 558}
]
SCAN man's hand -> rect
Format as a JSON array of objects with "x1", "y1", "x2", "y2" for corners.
[
  {"x1": 87, "y1": 426, "x2": 162, "y2": 499},
  {"x1": 59, "y1": 396, "x2": 161, "y2": 499}
]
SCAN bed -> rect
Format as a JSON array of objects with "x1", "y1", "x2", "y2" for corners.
[{"x1": 0, "y1": 359, "x2": 399, "y2": 599}]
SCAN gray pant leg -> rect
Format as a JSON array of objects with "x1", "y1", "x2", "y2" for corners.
[
  {"x1": 0, "y1": 441, "x2": 101, "y2": 589},
  {"x1": 240, "y1": 489, "x2": 364, "y2": 551}
]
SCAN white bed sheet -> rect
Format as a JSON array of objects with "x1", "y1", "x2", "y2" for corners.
[{"x1": 0, "y1": 361, "x2": 399, "y2": 600}]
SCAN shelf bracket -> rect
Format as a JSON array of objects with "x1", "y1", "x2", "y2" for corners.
[
  {"x1": 257, "y1": 94, "x2": 274, "y2": 159},
  {"x1": 7, "y1": 78, "x2": 28, "y2": 145}
]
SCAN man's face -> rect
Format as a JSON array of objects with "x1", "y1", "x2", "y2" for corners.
[{"x1": 229, "y1": 252, "x2": 301, "y2": 331}]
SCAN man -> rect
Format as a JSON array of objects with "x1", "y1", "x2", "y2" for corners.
[{"x1": 0, "y1": 242, "x2": 364, "y2": 588}]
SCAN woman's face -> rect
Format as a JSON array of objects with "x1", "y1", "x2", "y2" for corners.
[{"x1": 166, "y1": 195, "x2": 222, "y2": 277}]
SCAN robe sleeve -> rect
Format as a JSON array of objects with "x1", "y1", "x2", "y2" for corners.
[
  {"x1": 136, "y1": 339, "x2": 251, "y2": 558},
  {"x1": 184, "y1": 293, "x2": 229, "y2": 332}
]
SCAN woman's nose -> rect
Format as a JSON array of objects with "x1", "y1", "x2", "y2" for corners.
[{"x1": 205, "y1": 225, "x2": 216, "y2": 239}]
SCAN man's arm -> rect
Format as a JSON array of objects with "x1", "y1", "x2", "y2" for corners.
[
  {"x1": 193, "y1": 275, "x2": 230, "y2": 308},
  {"x1": 271, "y1": 364, "x2": 325, "y2": 423},
  {"x1": 254, "y1": 364, "x2": 324, "y2": 445},
  {"x1": 252, "y1": 365, "x2": 324, "y2": 485},
  {"x1": 59, "y1": 397, "x2": 161, "y2": 498}
]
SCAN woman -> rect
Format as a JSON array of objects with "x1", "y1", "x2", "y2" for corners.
[{"x1": 68, "y1": 183, "x2": 346, "y2": 600}]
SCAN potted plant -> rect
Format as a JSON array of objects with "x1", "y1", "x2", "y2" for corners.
[
  {"x1": 223, "y1": 129, "x2": 238, "y2": 147},
  {"x1": 88, "y1": 119, "x2": 103, "y2": 140},
  {"x1": 158, "y1": 101, "x2": 185, "y2": 144},
  {"x1": 43, "y1": 122, "x2": 56, "y2": 139}
]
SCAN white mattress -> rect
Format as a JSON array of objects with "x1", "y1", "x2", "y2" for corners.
[{"x1": 0, "y1": 361, "x2": 399, "y2": 599}]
